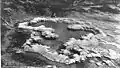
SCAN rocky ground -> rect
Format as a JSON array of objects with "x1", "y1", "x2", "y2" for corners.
[{"x1": 1, "y1": 0, "x2": 120, "y2": 68}]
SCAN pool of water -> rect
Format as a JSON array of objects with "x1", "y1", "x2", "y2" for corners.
[
  {"x1": 76, "y1": 62, "x2": 84, "y2": 68},
  {"x1": 32, "y1": 21, "x2": 90, "y2": 50}
]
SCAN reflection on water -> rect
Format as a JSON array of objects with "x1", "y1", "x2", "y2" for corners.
[{"x1": 44, "y1": 21, "x2": 87, "y2": 41}]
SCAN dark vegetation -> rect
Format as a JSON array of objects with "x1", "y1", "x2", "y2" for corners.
[{"x1": 1, "y1": 0, "x2": 120, "y2": 68}]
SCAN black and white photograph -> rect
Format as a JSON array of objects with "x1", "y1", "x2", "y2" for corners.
[{"x1": 1, "y1": 0, "x2": 120, "y2": 68}]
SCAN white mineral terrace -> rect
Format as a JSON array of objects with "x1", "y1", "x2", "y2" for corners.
[
  {"x1": 23, "y1": 32, "x2": 120, "y2": 65},
  {"x1": 29, "y1": 17, "x2": 85, "y2": 24},
  {"x1": 17, "y1": 17, "x2": 120, "y2": 66},
  {"x1": 18, "y1": 17, "x2": 106, "y2": 37}
]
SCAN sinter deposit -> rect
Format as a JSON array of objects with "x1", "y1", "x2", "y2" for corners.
[{"x1": 17, "y1": 17, "x2": 120, "y2": 67}]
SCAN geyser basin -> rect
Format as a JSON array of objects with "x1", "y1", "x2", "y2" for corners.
[
  {"x1": 17, "y1": 17, "x2": 120, "y2": 67},
  {"x1": 18, "y1": 17, "x2": 101, "y2": 50}
]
